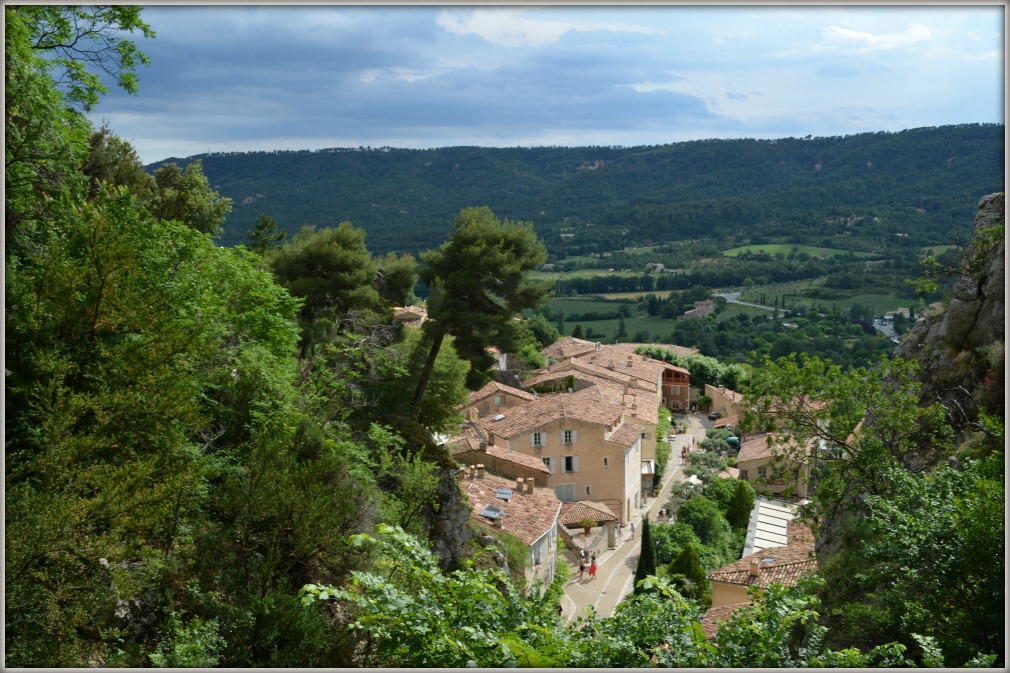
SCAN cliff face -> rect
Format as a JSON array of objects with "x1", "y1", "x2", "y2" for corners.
[{"x1": 896, "y1": 192, "x2": 1005, "y2": 423}]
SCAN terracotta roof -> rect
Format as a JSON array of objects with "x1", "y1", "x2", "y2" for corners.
[
  {"x1": 559, "y1": 500, "x2": 618, "y2": 525},
  {"x1": 541, "y1": 336, "x2": 598, "y2": 360},
  {"x1": 606, "y1": 422, "x2": 644, "y2": 447},
  {"x1": 578, "y1": 344, "x2": 666, "y2": 384},
  {"x1": 459, "y1": 442, "x2": 551, "y2": 474},
  {"x1": 571, "y1": 381, "x2": 659, "y2": 426},
  {"x1": 473, "y1": 392, "x2": 625, "y2": 440},
  {"x1": 610, "y1": 342, "x2": 701, "y2": 358},
  {"x1": 713, "y1": 415, "x2": 738, "y2": 429},
  {"x1": 713, "y1": 386, "x2": 744, "y2": 404},
  {"x1": 526, "y1": 358, "x2": 651, "y2": 391},
  {"x1": 461, "y1": 471, "x2": 561, "y2": 545},
  {"x1": 718, "y1": 466, "x2": 741, "y2": 479},
  {"x1": 736, "y1": 432, "x2": 812, "y2": 464},
  {"x1": 707, "y1": 534, "x2": 816, "y2": 590},
  {"x1": 394, "y1": 305, "x2": 427, "y2": 326},
  {"x1": 466, "y1": 380, "x2": 535, "y2": 407},
  {"x1": 700, "y1": 603, "x2": 751, "y2": 639}
]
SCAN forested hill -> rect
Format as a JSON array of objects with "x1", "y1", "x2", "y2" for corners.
[{"x1": 149, "y1": 123, "x2": 1004, "y2": 256}]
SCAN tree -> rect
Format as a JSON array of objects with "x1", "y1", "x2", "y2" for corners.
[
  {"x1": 411, "y1": 207, "x2": 548, "y2": 410},
  {"x1": 148, "y1": 159, "x2": 233, "y2": 235},
  {"x1": 246, "y1": 213, "x2": 286, "y2": 254},
  {"x1": 270, "y1": 222, "x2": 380, "y2": 323},
  {"x1": 667, "y1": 544, "x2": 712, "y2": 608},
  {"x1": 374, "y1": 251, "x2": 419, "y2": 306},
  {"x1": 633, "y1": 519, "x2": 657, "y2": 595},
  {"x1": 571, "y1": 323, "x2": 584, "y2": 339},
  {"x1": 82, "y1": 123, "x2": 156, "y2": 201},
  {"x1": 726, "y1": 479, "x2": 755, "y2": 530},
  {"x1": 675, "y1": 495, "x2": 735, "y2": 566},
  {"x1": 523, "y1": 312, "x2": 562, "y2": 349}
]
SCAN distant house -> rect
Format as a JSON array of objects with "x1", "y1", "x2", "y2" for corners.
[
  {"x1": 393, "y1": 305, "x2": 427, "y2": 327},
  {"x1": 457, "y1": 466, "x2": 562, "y2": 592},
  {"x1": 683, "y1": 299, "x2": 715, "y2": 319},
  {"x1": 460, "y1": 381, "x2": 536, "y2": 420},
  {"x1": 705, "y1": 385, "x2": 746, "y2": 420},
  {"x1": 735, "y1": 432, "x2": 812, "y2": 499}
]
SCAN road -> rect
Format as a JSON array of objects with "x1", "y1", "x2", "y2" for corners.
[
  {"x1": 716, "y1": 291, "x2": 775, "y2": 311},
  {"x1": 559, "y1": 412, "x2": 709, "y2": 621}
]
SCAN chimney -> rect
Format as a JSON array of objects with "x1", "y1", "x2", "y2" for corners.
[
  {"x1": 749, "y1": 559, "x2": 761, "y2": 577},
  {"x1": 525, "y1": 477, "x2": 535, "y2": 493},
  {"x1": 457, "y1": 467, "x2": 466, "y2": 482},
  {"x1": 478, "y1": 441, "x2": 487, "y2": 452},
  {"x1": 468, "y1": 465, "x2": 475, "y2": 479},
  {"x1": 487, "y1": 431, "x2": 496, "y2": 447},
  {"x1": 516, "y1": 477, "x2": 525, "y2": 494},
  {"x1": 476, "y1": 463, "x2": 484, "y2": 479},
  {"x1": 468, "y1": 407, "x2": 478, "y2": 423}
]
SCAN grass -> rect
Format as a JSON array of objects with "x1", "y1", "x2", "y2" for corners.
[{"x1": 721, "y1": 244, "x2": 874, "y2": 258}]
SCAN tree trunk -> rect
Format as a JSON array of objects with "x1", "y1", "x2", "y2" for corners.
[{"x1": 412, "y1": 328, "x2": 446, "y2": 413}]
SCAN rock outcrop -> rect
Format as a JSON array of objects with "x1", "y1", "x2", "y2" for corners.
[{"x1": 896, "y1": 192, "x2": 1005, "y2": 423}]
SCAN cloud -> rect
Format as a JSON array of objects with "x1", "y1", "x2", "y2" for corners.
[
  {"x1": 436, "y1": 7, "x2": 664, "y2": 47},
  {"x1": 821, "y1": 22, "x2": 932, "y2": 52}
]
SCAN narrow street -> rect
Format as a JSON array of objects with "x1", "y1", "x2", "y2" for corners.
[{"x1": 560, "y1": 412, "x2": 709, "y2": 621}]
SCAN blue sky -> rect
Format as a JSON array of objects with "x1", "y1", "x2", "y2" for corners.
[{"x1": 88, "y1": 4, "x2": 1006, "y2": 164}]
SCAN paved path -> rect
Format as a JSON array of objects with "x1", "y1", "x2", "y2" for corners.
[
  {"x1": 560, "y1": 412, "x2": 709, "y2": 622},
  {"x1": 716, "y1": 291, "x2": 775, "y2": 311}
]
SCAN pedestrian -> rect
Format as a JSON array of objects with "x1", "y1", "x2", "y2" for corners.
[
  {"x1": 589, "y1": 561, "x2": 598, "y2": 580},
  {"x1": 579, "y1": 560, "x2": 585, "y2": 581},
  {"x1": 556, "y1": 603, "x2": 563, "y2": 617},
  {"x1": 616, "y1": 522, "x2": 622, "y2": 538},
  {"x1": 630, "y1": 522, "x2": 635, "y2": 539},
  {"x1": 591, "y1": 551, "x2": 597, "y2": 564}
]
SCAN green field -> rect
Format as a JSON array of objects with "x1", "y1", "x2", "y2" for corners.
[{"x1": 722, "y1": 244, "x2": 874, "y2": 258}]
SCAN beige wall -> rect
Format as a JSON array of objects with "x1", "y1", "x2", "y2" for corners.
[
  {"x1": 711, "y1": 581, "x2": 755, "y2": 608},
  {"x1": 467, "y1": 391, "x2": 531, "y2": 420},
  {"x1": 736, "y1": 456, "x2": 810, "y2": 498},
  {"x1": 503, "y1": 417, "x2": 641, "y2": 524},
  {"x1": 705, "y1": 384, "x2": 747, "y2": 419}
]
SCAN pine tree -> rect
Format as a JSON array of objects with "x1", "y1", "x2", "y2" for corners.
[
  {"x1": 667, "y1": 544, "x2": 712, "y2": 608},
  {"x1": 726, "y1": 479, "x2": 755, "y2": 530},
  {"x1": 633, "y1": 518, "x2": 657, "y2": 595}
]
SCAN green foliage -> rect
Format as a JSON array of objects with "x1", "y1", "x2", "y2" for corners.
[
  {"x1": 632, "y1": 519, "x2": 657, "y2": 595},
  {"x1": 726, "y1": 479, "x2": 756, "y2": 530},
  {"x1": 246, "y1": 213, "x2": 287, "y2": 254},
  {"x1": 148, "y1": 612, "x2": 225, "y2": 667},
  {"x1": 271, "y1": 222, "x2": 381, "y2": 322},
  {"x1": 701, "y1": 475, "x2": 738, "y2": 512},
  {"x1": 83, "y1": 123, "x2": 156, "y2": 201},
  {"x1": 300, "y1": 524, "x2": 568, "y2": 667},
  {"x1": 858, "y1": 452, "x2": 1005, "y2": 666},
  {"x1": 148, "y1": 159, "x2": 233, "y2": 236},
  {"x1": 523, "y1": 311, "x2": 562, "y2": 348},
  {"x1": 675, "y1": 496, "x2": 736, "y2": 568},
  {"x1": 666, "y1": 544, "x2": 712, "y2": 608},
  {"x1": 412, "y1": 206, "x2": 549, "y2": 408},
  {"x1": 374, "y1": 250, "x2": 419, "y2": 306}
]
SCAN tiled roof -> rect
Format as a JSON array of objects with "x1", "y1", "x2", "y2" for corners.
[
  {"x1": 541, "y1": 336, "x2": 598, "y2": 360},
  {"x1": 559, "y1": 500, "x2": 618, "y2": 524},
  {"x1": 707, "y1": 537, "x2": 816, "y2": 590},
  {"x1": 393, "y1": 305, "x2": 427, "y2": 326},
  {"x1": 713, "y1": 415, "x2": 738, "y2": 429},
  {"x1": 736, "y1": 432, "x2": 812, "y2": 464},
  {"x1": 718, "y1": 466, "x2": 741, "y2": 479},
  {"x1": 527, "y1": 358, "x2": 650, "y2": 390},
  {"x1": 466, "y1": 380, "x2": 535, "y2": 406},
  {"x1": 610, "y1": 342, "x2": 701, "y2": 358},
  {"x1": 700, "y1": 603, "x2": 751, "y2": 639},
  {"x1": 474, "y1": 392, "x2": 625, "y2": 440},
  {"x1": 713, "y1": 386, "x2": 744, "y2": 404},
  {"x1": 578, "y1": 344, "x2": 666, "y2": 384},
  {"x1": 606, "y1": 422, "x2": 643, "y2": 447},
  {"x1": 464, "y1": 443, "x2": 551, "y2": 474},
  {"x1": 571, "y1": 381, "x2": 659, "y2": 426},
  {"x1": 461, "y1": 471, "x2": 561, "y2": 545}
]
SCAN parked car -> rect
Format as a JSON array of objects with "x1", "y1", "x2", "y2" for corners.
[{"x1": 708, "y1": 411, "x2": 721, "y2": 420}]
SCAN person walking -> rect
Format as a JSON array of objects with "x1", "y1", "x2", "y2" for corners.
[
  {"x1": 588, "y1": 560, "x2": 598, "y2": 580},
  {"x1": 578, "y1": 559, "x2": 586, "y2": 581},
  {"x1": 630, "y1": 521, "x2": 635, "y2": 539}
]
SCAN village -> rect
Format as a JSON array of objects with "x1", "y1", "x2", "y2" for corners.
[{"x1": 428, "y1": 332, "x2": 818, "y2": 631}]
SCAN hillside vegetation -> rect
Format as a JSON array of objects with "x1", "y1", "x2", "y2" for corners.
[{"x1": 150, "y1": 124, "x2": 1004, "y2": 257}]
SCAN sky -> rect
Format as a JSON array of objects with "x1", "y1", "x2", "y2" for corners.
[{"x1": 87, "y1": 3, "x2": 1006, "y2": 165}]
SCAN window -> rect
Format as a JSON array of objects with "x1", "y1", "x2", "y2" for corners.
[
  {"x1": 740, "y1": 469, "x2": 749, "y2": 480},
  {"x1": 670, "y1": 386, "x2": 681, "y2": 395},
  {"x1": 562, "y1": 455, "x2": 578, "y2": 473},
  {"x1": 531, "y1": 432, "x2": 545, "y2": 447},
  {"x1": 561, "y1": 429, "x2": 576, "y2": 445},
  {"x1": 555, "y1": 483, "x2": 575, "y2": 502},
  {"x1": 625, "y1": 447, "x2": 631, "y2": 466},
  {"x1": 585, "y1": 485, "x2": 592, "y2": 496},
  {"x1": 493, "y1": 394, "x2": 503, "y2": 405},
  {"x1": 542, "y1": 457, "x2": 555, "y2": 474},
  {"x1": 758, "y1": 466, "x2": 767, "y2": 479},
  {"x1": 603, "y1": 457, "x2": 609, "y2": 467},
  {"x1": 641, "y1": 432, "x2": 648, "y2": 440}
]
